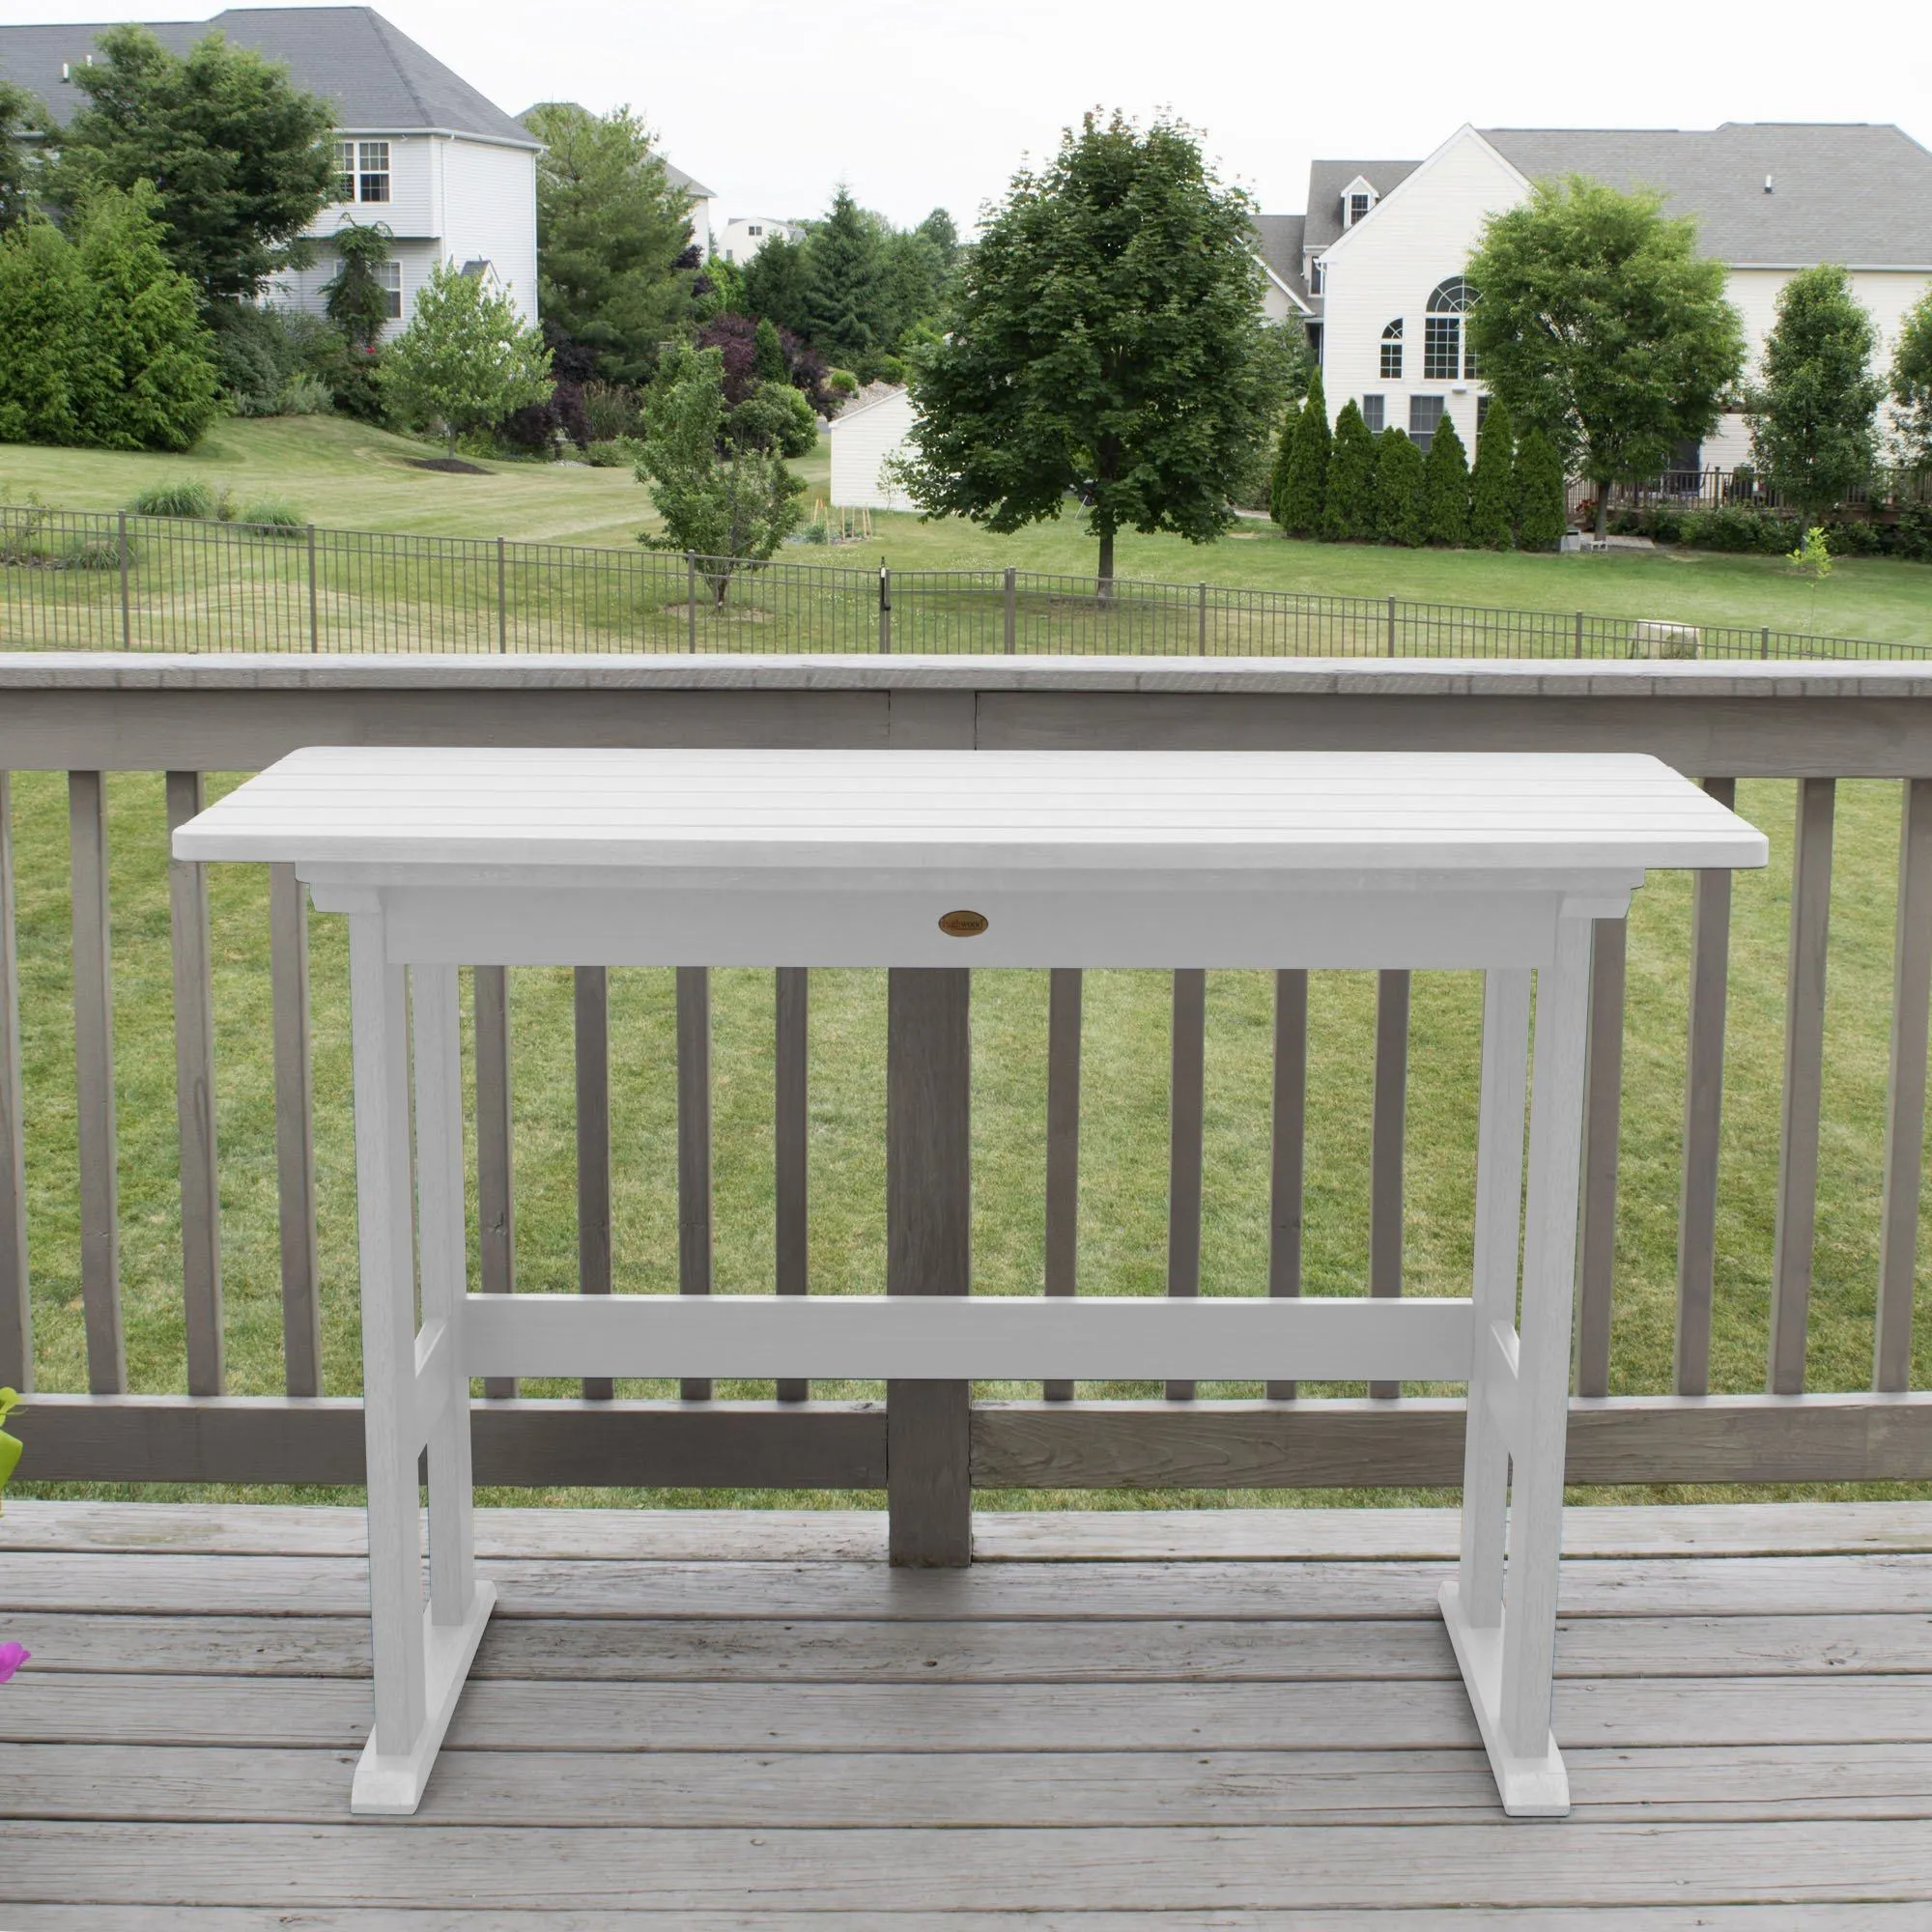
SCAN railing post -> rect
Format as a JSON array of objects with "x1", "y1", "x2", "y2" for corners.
[
  {"x1": 473, "y1": 963, "x2": 516, "y2": 1400},
  {"x1": 677, "y1": 965, "x2": 714, "y2": 1402},
  {"x1": 1043, "y1": 967, "x2": 1082, "y2": 1402},
  {"x1": 575, "y1": 964, "x2": 612, "y2": 1401},
  {"x1": 306, "y1": 525, "x2": 319, "y2": 653},
  {"x1": 0, "y1": 775, "x2": 27, "y2": 1391},
  {"x1": 1575, "y1": 611, "x2": 1584, "y2": 660},
  {"x1": 118, "y1": 511, "x2": 131, "y2": 651},
  {"x1": 1003, "y1": 566, "x2": 1016, "y2": 654},
  {"x1": 1368, "y1": 968, "x2": 1409, "y2": 1399},
  {"x1": 878, "y1": 562, "x2": 892, "y2": 655},
  {"x1": 1266, "y1": 968, "x2": 1308, "y2": 1402},
  {"x1": 1876, "y1": 778, "x2": 1932, "y2": 1390},
  {"x1": 1165, "y1": 968, "x2": 1207, "y2": 1401},
  {"x1": 775, "y1": 967, "x2": 810, "y2": 1403},
  {"x1": 687, "y1": 553, "x2": 697, "y2": 652},
  {"x1": 1386, "y1": 594, "x2": 1397, "y2": 657},
  {"x1": 1197, "y1": 582, "x2": 1208, "y2": 656},
  {"x1": 497, "y1": 535, "x2": 507, "y2": 653},
  {"x1": 1575, "y1": 916, "x2": 1627, "y2": 1398},
  {"x1": 270, "y1": 865, "x2": 322, "y2": 1396},
  {"x1": 1761, "y1": 627, "x2": 1771, "y2": 660}
]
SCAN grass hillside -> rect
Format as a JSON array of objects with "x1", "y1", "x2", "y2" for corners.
[{"x1": 3, "y1": 416, "x2": 1928, "y2": 643}]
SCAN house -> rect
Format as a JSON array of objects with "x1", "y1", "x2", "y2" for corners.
[
  {"x1": 0, "y1": 5, "x2": 539, "y2": 334},
  {"x1": 668, "y1": 164, "x2": 722, "y2": 261},
  {"x1": 828, "y1": 383, "x2": 917, "y2": 510},
  {"x1": 716, "y1": 216, "x2": 804, "y2": 266},
  {"x1": 1261, "y1": 123, "x2": 1932, "y2": 469}
]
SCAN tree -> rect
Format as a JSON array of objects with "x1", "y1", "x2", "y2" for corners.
[
  {"x1": 728, "y1": 380, "x2": 816, "y2": 458},
  {"x1": 322, "y1": 221, "x2": 395, "y2": 354},
  {"x1": 1321, "y1": 401, "x2": 1378, "y2": 541},
  {"x1": 901, "y1": 112, "x2": 1270, "y2": 584},
  {"x1": 1891, "y1": 289, "x2": 1932, "y2": 469},
  {"x1": 52, "y1": 25, "x2": 333, "y2": 303},
  {"x1": 1421, "y1": 413, "x2": 1470, "y2": 546},
  {"x1": 1512, "y1": 426, "x2": 1568, "y2": 550},
  {"x1": 520, "y1": 102, "x2": 695, "y2": 385},
  {"x1": 802, "y1": 187, "x2": 886, "y2": 367},
  {"x1": 0, "y1": 79, "x2": 43, "y2": 232},
  {"x1": 1468, "y1": 399, "x2": 1516, "y2": 550},
  {"x1": 380, "y1": 262, "x2": 553, "y2": 458},
  {"x1": 1268, "y1": 410, "x2": 1300, "y2": 530},
  {"x1": 1279, "y1": 370, "x2": 1329, "y2": 537},
  {"x1": 0, "y1": 218, "x2": 87, "y2": 443},
  {"x1": 1373, "y1": 427, "x2": 1425, "y2": 546},
  {"x1": 1747, "y1": 267, "x2": 1884, "y2": 518},
  {"x1": 740, "y1": 233, "x2": 812, "y2": 338},
  {"x1": 635, "y1": 343, "x2": 806, "y2": 600},
  {"x1": 753, "y1": 316, "x2": 787, "y2": 384},
  {"x1": 1466, "y1": 175, "x2": 1746, "y2": 537}
]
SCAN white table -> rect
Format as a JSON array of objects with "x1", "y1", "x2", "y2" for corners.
[{"x1": 176, "y1": 746, "x2": 1766, "y2": 1820}]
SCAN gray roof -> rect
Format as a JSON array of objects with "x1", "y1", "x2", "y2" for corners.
[
  {"x1": 664, "y1": 161, "x2": 717, "y2": 203},
  {"x1": 0, "y1": 7, "x2": 537, "y2": 147},
  {"x1": 1302, "y1": 158, "x2": 1421, "y2": 250},
  {"x1": 1481, "y1": 124, "x2": 1932, "y2": 265},
  {"x1": 1251, "y1": 213, "x2": 1309, "y2": 304}
]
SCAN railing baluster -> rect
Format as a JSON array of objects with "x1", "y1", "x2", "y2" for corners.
[
  {"x1": 1043, "y1": 968, "x2": 1082, "y2": 1402},
  {"x1": 1267, "y1": 968, "x2": 1308, "y2": 1401},
  {"x1": 1876, "y1": 778, "x2": 1932, "y2": 1391},
  {"x1": 677, "y1": 965, "x2": 714, "y2": 1401},
  {"x1": 1769, "y1": 777, "x2": 1835, "y2": 1395},
  {"x1": 165, "y1": 773, "x2": 223, "y2": 1396},
  {"x1": 575, "y1": 964, "x2": 612, "y2": 1400},
  {"x1": 1675, "y1": 779, "x2": 1735, "y2": 1395},
  {"x1": 1368, "y1": 968, "x2": 1409, "y2": 1399},
  {"x1": 473, "y1": 963, "x2": 516, "y2": 1399},
  {"x1": 68, "y1": 771, "x2": 125, "y2": 1393},
  {"x1": 0, "y1": 775, "x2": 28, "y2": 1390},
  {"x1": 1164, "y1": 968, "x2": 1207, "y2": 1401},
  {"x1": 1575, "y1": 917, "x2": 1627, "y2": 1398},
  {"x1": 270, "y1": 865, "x2": 322, "y2": 1395},
  {"x1": 775, "y1": 967, "x2": 809, "y2": 1402}
]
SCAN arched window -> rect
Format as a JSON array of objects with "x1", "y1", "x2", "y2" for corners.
[
  {"x1": 1379, "y1": 318, "x2": 1403, "y2": 380},
  {"x1": 1424, "y1": 278, "x2": 1476, "y2": 380}
]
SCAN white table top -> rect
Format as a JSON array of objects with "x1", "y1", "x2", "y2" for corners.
[{"x1": 174, "y1": 747, "x2": 1768, "y2": 878}]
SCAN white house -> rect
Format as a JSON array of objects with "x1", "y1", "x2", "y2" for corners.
[
  {"x1": 716, "y1": 216, "x2": 803, "y2": 266},
  {"x1": 1, "y1": 5, "x2": 540, "y2": 334},
  {"x1": 828, "y1": 384, "x2": 917, "y2": 511},
  {"x1": 666, "y1": 163, "x2": 721, "y2": 261},
  {"x1": 1263, "y1": 123, "x2": 1932, "y2": 469}
]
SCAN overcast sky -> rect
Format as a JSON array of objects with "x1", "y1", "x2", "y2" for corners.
[{"x1": 16, "y1": 0, "x2": 1932, "y2": 230}]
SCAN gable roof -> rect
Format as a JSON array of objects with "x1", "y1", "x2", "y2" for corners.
[
  {"x1": 1303, "y1": 158, "x2": 1422, "y2": 250},
  {"x1": 0, "y1": 6, "x2": 537, "y2": 148},
  {"x1": 1251, "y1": 213, "x2": 1310, "y2": 307},
  {"x1": 1480, "y1": 123, "x2": 1932, "y2": 266}
]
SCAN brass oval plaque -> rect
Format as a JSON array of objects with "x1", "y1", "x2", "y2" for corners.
[{"x1": 938, "y1": 909, "x2": 989, "y2": 938}]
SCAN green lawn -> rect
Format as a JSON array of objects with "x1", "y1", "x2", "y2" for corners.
[
  {"x1": 3, "y1": 417, "x2": 1929, "y2": 645},
  {"x1": 9, "y1": 767, "x2": 1932, "y2": 1512}
]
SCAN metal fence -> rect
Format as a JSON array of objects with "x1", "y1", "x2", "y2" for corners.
[
  {"x1": 1594, "y1": 466, "x2": 1932, "y2": 516},
  {"x1": 3, "y1": 502, "x2": 1927, "y2": 660}
]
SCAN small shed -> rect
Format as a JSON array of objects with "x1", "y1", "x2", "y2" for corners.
[{"x1": 828, "y1": 384, "x2": 917, "y2": 511}]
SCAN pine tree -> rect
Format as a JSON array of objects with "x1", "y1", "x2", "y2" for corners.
[
  {"x1": 1513, "y1": 426, "x2": 1569, "y2": 551},
  {"x1": 1420, "y1": 412, "x2": 1470, "y2": 547},
  {"x1": 1268, "y1": 408, "x2": 1301, "y2": 530},
  {"x1": 802, "y1": 186, "x2": 885, "y2": 367},
  {"x1": 1279, "y1": 368, "x2": 1328, "y2": 536},
  {"x1": 1468, "y1": 398, "x2": 1516, "y2": 550},
  {"x1": 1321, "y1": 400, "x2": 1377, "y2": 541},
  {"x1": 0, "y1": 217, "x2": 88, "y2": 444},
  {"x1": 1373, "y1": 427, "x2": 1425, "y2": 546},
  {"x1": 753, "y1": 315, "x2": 786, "y2": 384}
]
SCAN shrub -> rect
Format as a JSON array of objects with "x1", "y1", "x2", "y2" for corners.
[
  {"x1": 1268, "y1": 409, "x2": 1299, "y2": 530},
  {"x1": 582, "y1": 440, "x2": 631, "y2": 468},
  {"x1": 1278, "y1": 370, "x2": 1328, "y2": 536},
  {"x1": 1512, "y1": 428, "x2": 1568, "y2": 551},
  {"x1": 1321, "y1": 401, "x2": 1376, "y2": 542},
  {"x1": 1372, "y1": 427, "x2": 1425, "y2": 546},
  {"x1": 826, "y1": 367, "x2": 859, "y2": 397},
  {"x1": 1468, "y1": 398, "x2": 1515, "y2": 550},
  {"x1": 128, "y1": 477, "x2": 215, "y2": 519},
  {"x1": 237, "y1": 497, "x2": 306, "y2": 534},
  {"x1": 1421, "y1": 412, "x2": 1470, "y2": 547},
  {"x1": 276, "y1": 371, "x2": 334, "y2": 415},
  {"x1": 582, "y1": 379, "x2": 641, "y2": 443}
]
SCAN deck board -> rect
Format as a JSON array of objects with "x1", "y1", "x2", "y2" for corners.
[{"x1": 2, "y1": 1502, "x2": 1930, "y2": 1918}]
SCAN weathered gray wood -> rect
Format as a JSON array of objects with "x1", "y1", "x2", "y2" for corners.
[
  {"x1": 1877, "y1": 778, "x2": 1932, "y2": 1392},
  {"x1": 0, "y1": 773, "x2": 28, "y2": 1389},
  {"x1": 677, "y1": 964, "x2": 714, "y2": 1402},
  {"x1": 1267, "y1": 968, "x2": 1308, "y2": 1401},
  {"x1": 471, "y1": 963, "x2": 515, "y2": 1399},
  {"x1": 267, "y1": 866, "x2": 320, "y2": 1399},
  {"x1": 4, "y1": 1818, "x2": 1931, "y2": 1911},
  {"x1": 1042, "y1": 967, "x2": 1082, "y2": 1403},
  {"x1": 574, "y1": 963, "x2": 612, "y2": 1401},
  {"x1": 164, "y1": 772, "x2": 223, "y2": 1398},
  {"x1": 1577, "y1": 917, "x2": 1627, "y2": 1399},
  {"x1": 1165, "y1": 967, "x2": 1207, "y2": 1400},
  {"x1": 887, "y1": 967, "x2": 973, "y2": 1565},
  {"x1": 1369, "y1": 968, "x2": 1408, "y2": 1399},
  {"x1": 1770, "y1": 776, "x2": 1835, "y2": 1395},
  {"x1": 1676, "y1": 777, "x2": 1735, "y2": 1397},
  {"x1": 775, "y1": 966, "x2": 809, "y2": 1402},
  {"x1": 66, "y1": 769, "x2": 124, "y2": 1394}
]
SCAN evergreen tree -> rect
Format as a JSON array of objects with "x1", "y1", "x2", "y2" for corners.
[
  {"x1": 753, "y1": 315, "x2": 786, "y2": 384},
  {"x1": 1321, "y1": 400, "x2": 1377, "y2": 541},
  {"x1": 740, "y1": 233, "x2": 812, "y2": 339},
  {"x1": 802, "y1": 187, "x2": 885, "y2": 367},
  {"x1": 1468, "y1": 398, "x2": 1516, "y2": 550},
  {"x1": 0, "y1": 78, "x2": 43, "y2": 233},
  {"x1": 321, "y1": 220, "x2": 394, "y2": 354},
  {"x1": 1512, "y1": 426, "x2": 1569, "y2": 551},
  {"x1": 1421, "y1": 412, "x2": 1470, "y2": 546},
  {"x1": 72, "y1": 183, "x2": 219, "y2": 450},
  {"x1": 1279, "y1": 369, "x2": 1328, "y2": 536},
  {"x1": 0, "y1": 217, "x2": 87, "y2": 442},
  {"x1": 1268, "y1": 408, "x2": 1301, "y2": 530},
  {"x1": 1373, "y1": 427, "x2": 1425, "y2": 546}
]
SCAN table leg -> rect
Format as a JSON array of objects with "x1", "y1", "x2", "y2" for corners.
[{"x1": 1440, "y1": 918, "x2": 1591, "y2": 1818}]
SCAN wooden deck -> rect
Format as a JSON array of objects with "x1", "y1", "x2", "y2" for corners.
[{"x1": 2, "y1": 1500, "x2": 1931, "y2": 1926}]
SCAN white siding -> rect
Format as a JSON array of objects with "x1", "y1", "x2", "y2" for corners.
[
  {"x1": 265, "y1": 238, "x2": 440, "y2": 341},
  {"x1": 311, "y1": 133, "x2": 438, "y2": 241},
  {"x1": 440, "y1": 138, "x2": 541, "y2": 325},
  {"x1": 829, "y1": 390, "x2": 918, "y2": 510}
]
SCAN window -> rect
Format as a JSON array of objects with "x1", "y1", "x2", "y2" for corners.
[
  {"x1": 1409, "y1": 394, "x2": 1445, "y2": 451},
  {"x1": 1379, "y1": 319, "x2": 1403, "y2": 380},
  {"x1": 1476, "y1": 393, "x2": 1491, "y2": 431},
  {"x1": 1425, "y1": 276, "x2": 1477, "y2": 379},
  {"x1": 1349, "y1": 191, "x2": 1371, "y2": 225},
  {"x1": 356, "y1": 140, "x2": 390, "y2": 204},
  {"x1": 376, "y1": 260, "x2": 402, "y2": 320},
  {"x1": 1361, "y1": 394, "x2": 1385, "y2": 434},
  {"x1": 1310, "y1": 257, "x2": 1324, "y2": 294},
  {"x1": 748, "y1": 224, "x2": 762, "y2": 238},
  {"x1": 333, "y1": 139, "x2": 355, "y2": 203}
]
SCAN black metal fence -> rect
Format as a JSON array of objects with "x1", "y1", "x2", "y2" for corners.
[
  {"x1": 3, "y1": 503, "x2": 1926, "y2": 660},
  {"x1": 1593, "y1": 466, "x2": 1932, "y2": 516}
]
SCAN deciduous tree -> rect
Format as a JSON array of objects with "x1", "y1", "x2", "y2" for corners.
[
  {"x1": 1373, "y1": 427, "x2": 1425, "y2": 547},
  {"x1": 1421, "y1": 412, "x2": 1470, "y2": 546},
  {"x1": 901, "y1": 112, "x2": 1269, "y2": 584},
  {"x1": 1466, "y1": 176, "x2": 1745, "y2": 538},
  {"x1": 1468, "y1": 398, "x2": 1516, "y2": 550},
  {"x1": 0, "y1": 79, "x2": 43, "y2": 232},
  {"x1": 380, "y1": 261, "x2": 553, "y2": 458},
  {"x1": 1321, "y1": 400, "x2": 1377, "y2": 542},
  {"x1": 1747, "y1": 266, "x2": 1884, "y2": 518},
  {"x1": 1891, "y1": 288, "x2": 1932, "y2": 468}
]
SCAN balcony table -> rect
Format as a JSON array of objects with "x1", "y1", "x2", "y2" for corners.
[{"x1": 175, "y1": 744, "x2": 1766, "y2": 1820}]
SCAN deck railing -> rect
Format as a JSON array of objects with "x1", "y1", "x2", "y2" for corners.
[
  {"x1": 4, "y1": 655, "x2": 1931, "y2": 1529},
  {"x1": 4, "y1": 506, "x2": 1927, "y2": 662}
]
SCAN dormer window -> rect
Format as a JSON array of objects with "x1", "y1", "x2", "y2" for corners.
[
  {"x1": 1349, "y1": 192, "x2": 1370, "y2": 225},
  {"x1": 1380, "y1": 319, "x2": 1403, "y2": 380},
  {"x1": 1341, "y1": 177, "x2": 1378, "y2": 228}
]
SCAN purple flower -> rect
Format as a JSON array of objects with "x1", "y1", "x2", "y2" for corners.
[{"x1": 0, "y1": 1641, "x2": 29, "y2": 1684}]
